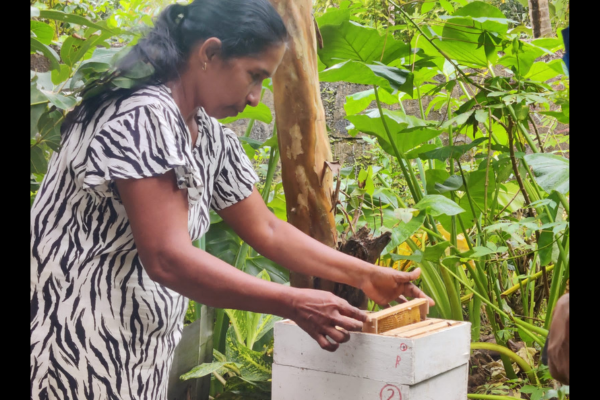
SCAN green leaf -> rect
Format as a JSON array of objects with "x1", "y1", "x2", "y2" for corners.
[
  {"x1": 470, "y1": 246, "x2": 495, "y2": 258},
  {"x1": 433, "y1": 175, "x2": 464, "y2": 194},
  {"x1": 42, "y1": 91, "x2": 78, "y2": 110},
  {"x1": 60, "y1": 36, "x2": 85, "y2": 67},
  {"x1": 384, "y1": 213, "x2": 426, "y2": 254},
  {"x1": 524, "y1": 59, "x2": 567, "y2": 82},
  {"x1": 423, "y1": 241, "x2": 451, "y2": 262},
  {"x1": 31, "y1": 104, "x2": 47, "y2": 140},
  {"x1": 405, "y1": 143, "x2": 438, "y2": 159},
  {"x1": 30, "y1": 21, "x2": 54, "y2": 45},
  {"x1": 344, "y1": 88, "x2": 398, "y2": 116},
  {"x1": 346, "y1": 109, "x2": 439, "y2": 156},
  {"x1": 316, "y1": 9, "x2": 411, "y2": 68},
  {"x1": 523, "y1": 154, "x2": 569, "y2": 194},
  {"x1": 39, "y1": 10, "x2": 115, "y2": 34},
  {"x1": 180, "y1": 361, "x2": 241, "y2": 381},
  {"x1": 225, "y1": 328, "x2": 272, "y2": 382},
  {"x1": 537, "y1": 193, "x2": 561, "y2": 267},
  {"x1": 414, "y1": 195, "x2": 465, "y2": 217},
  {"x1": 219, "y1": 102, "x2": 272, "y2": 124},
  {"x1": 205, "y1": 221, "x2": 242, "y2": 265},
  {"x1": 425, "y1": 169, "x2": 450, "y2": 197},
  {"x1": 51, "y1": 64, "x2": 71, "y2": 85},
  {"x1": 37, "y1": 110, "x2": 63, "y2": 151},
  {"x1": 30, "y1": 38, "x2": 60, "y2": 71},
  {"x1": 439, "y1": 0, "x2": 455, "y2": 14},
  {"x1": 389, "y1": 252, "x2": 423, "y2": 263},
  {"x1": 358, "y1": 166, "x2": 375, "y2": 197},
  {"x1": 423, "y1": 2, "x2": 509, "y2": 68},
  {"x1": 245, "y1": 256, "x2": 289, "y2": 285},
  {"x1": 419, "y1": 137, "x2": 488, "y2": 161},
  {"x1": 421, "y1": 2, "x2": 436, "y2": 13},
  {"x1": 320, "y1": 61, "x2": 413, "y2": 94},
  {"x1": 31, "y1": 145, "x2": 49, "y2": 175}
]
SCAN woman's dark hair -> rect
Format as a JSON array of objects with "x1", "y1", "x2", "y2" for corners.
[{"x1": 66, "y1": 0, "x2": 287, "y2": 130}]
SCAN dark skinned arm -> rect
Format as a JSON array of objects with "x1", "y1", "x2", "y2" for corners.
[{"x1": 116, "y1": 172, "x2": 433, "y2": 351}]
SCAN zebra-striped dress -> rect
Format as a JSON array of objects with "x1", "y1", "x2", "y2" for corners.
[{"x1": 30, "y1": 84, "x2": 259, "y2": 400}]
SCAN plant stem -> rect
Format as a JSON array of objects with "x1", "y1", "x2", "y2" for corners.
[
  {"x1": 501, "y1": 264, "x2": 555, "y2": 297},
  {"x1": 470, "y1": 342, "x2": 539, "y2": 385},
  {"x1": 373, "y1": 85, "x2": 422, "y2": 202}
]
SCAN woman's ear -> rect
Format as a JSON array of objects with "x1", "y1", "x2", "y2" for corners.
[{"x1": 199, "y1": 37, "x2": 223, "y2": 64}]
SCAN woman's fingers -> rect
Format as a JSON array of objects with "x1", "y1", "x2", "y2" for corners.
[
  {"x1": 326, "y1": 326, "x2": 351, "y2": 344},
  {"x1": 315, "y1": 333, "x2": 339, "y2": 352},
  {"x1": 404, "y1": 282, "x2": 435, "y2": 306},
  {"x1": 393, "y1": 267, "x2": 421, "y2": 283},
  {"x1": 333, "y1": 314, "x2": 364, "y2": 332},
  {"x1": 337, "y1": 301, "x2": 368, "y2": 322}
]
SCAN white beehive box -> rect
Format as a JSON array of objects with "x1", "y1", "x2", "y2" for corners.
[{"x1": 272, "y1": 318, "x2": 471, "y2": 400}]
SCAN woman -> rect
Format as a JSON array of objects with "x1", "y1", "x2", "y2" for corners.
[{"x1": 30, "y1": 0, "x2": 433, "y2": 399}]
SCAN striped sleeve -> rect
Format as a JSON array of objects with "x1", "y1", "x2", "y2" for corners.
[
  {"x1": 82, "y1": 103, "x2": 204, "y2": 203},
  {"x1": 210, "y1": 127, "x2": 259, "y2": 210}
]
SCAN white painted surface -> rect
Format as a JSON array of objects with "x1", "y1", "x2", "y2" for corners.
[
  {"x1": 273, "y1": 320, "x2": 470, "y2": 385},
  {"x1": 272, "y1": 363, "x2": 469, "y2": 400}
]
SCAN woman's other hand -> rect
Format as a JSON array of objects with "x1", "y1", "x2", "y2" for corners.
[
  {"x1": 288, "y1": 288, "x2": 367, "y2": 352},
  {"x1": 360, "y1": 267, "x2": 435, "y2": 307}
]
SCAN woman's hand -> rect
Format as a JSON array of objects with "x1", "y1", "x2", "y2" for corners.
[
  {"x1": 287, "y1": 288, "x2": 367, "y2": 352},
  {"x1": 360, "y1": 267, "x2": 435, "y2": 307}
]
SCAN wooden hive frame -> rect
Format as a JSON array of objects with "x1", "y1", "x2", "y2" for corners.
[{"x1": 362, "y1": 298, "x2": 429, "y2": 334}]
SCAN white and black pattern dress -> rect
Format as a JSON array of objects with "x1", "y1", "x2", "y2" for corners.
[{"x1": 30, "y1": 84, "x2": 259, "y2": 400}]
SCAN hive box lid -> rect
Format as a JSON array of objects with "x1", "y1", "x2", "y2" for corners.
[{"x1": 273, "y1": 318, "x2": 471, "y2": 385}]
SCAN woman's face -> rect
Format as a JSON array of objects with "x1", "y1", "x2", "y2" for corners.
[{"x1": 189, "y1": 40, "x2": 286, "y2": 120}]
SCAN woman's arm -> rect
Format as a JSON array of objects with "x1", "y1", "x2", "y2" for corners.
[
  {"x1": 115, "y1": 171, "x2": 367, "y2": 351},
  {"x1": 217, "y1": 188, "x2": 434, "y2": 307}
]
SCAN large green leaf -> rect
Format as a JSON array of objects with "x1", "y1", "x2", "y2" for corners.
[
  {"x1": 344, "y1": 88, "x2": 398, "y2": 116},
  {"x1": 30, "y1": 21, "x2": 54, "y2": 45},
  {"x1": 30, "y1": 37, "x2": 60, "y2": 71},
  {"x1": 39, "y1": 10, "x2": 115, "y2": 34},
  {"x1": 415, "y1": 195, "x2": 465, "y2": 217},
  {"x1": 316, "y1": 9, "x2": 411, "y2": 68},
  {"x1": 42, "y1": 91, "x2": 78, "y2": 110},
  {"x1": 31, "y1": 145, "x2": 48, "y2": 174},
  {"x1": 225, "y1": 270, "x2": 282, "y2": 350},
  {"x1": 205, "y1": 221, "x2": 242, "y2": 266},
  {"x1": 319, "y1": 61, "x2": 413, "y2": 94},
  {"x1": 524, "y1": 59, "x2": 567, "y2": 82},
  {"x1": 383, "y1": 213, "x2": 426, "y2": 255},
  {"x1": 180, "y1": 361, "x2": 242, "y2": 381},
  {"x1": 346, "y1": 109, "x2": 439, "y2": 156},
  {"x1": 418, "y1": 137, "x2": 488, "y2": 161},
  {"x1": 425, "y1": 2, "x2": 509, "y2": 67},
  {"x1": 51, "y1": 64, "x2": 71, "y2": 85},
  {"x1": 523, "y1": 154, "x2": 569, "y2": 195},
  {"x1": 37, "y1": 110, "x2": 63, "y2": 151},
  {"x1": 225, "y1": 328, "x2": 272, "y2": 382},
  {"x1": 219, "y1": 102, "x2": 272, "y2": 124},
  {"x1": 245, "y1": 256, "x2": 290, "y2": 284}
]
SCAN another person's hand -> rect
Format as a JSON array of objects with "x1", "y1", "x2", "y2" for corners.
[
  {"x1": 547, "y1": 293, "x2": 569, "y2": 385},
  {"x1": 360, "y1": 266, "x2": 435, "y2": 307},
  {"x1": 288, "y1": 288, "x2": 367, "y2": 352}
]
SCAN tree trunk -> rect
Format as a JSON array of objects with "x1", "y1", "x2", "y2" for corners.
[
  {"x1": 528, "y1": 0, "x2": 553, "y2": 38},
  {"x1": 269, "y1": 0, "x2": 391, "y2": 307},
  {"x1": 269, "y1": 0, "x2": 338, "y2": 293}
]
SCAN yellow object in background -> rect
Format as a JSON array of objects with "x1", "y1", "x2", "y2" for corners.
[{"x1": 379, "y1": 224, "x2": 473, "y2": 271}]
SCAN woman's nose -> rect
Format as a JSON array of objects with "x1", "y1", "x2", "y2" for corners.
[{"x1": 246, "y1": 85, "x2": 261, "y2": 107}]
